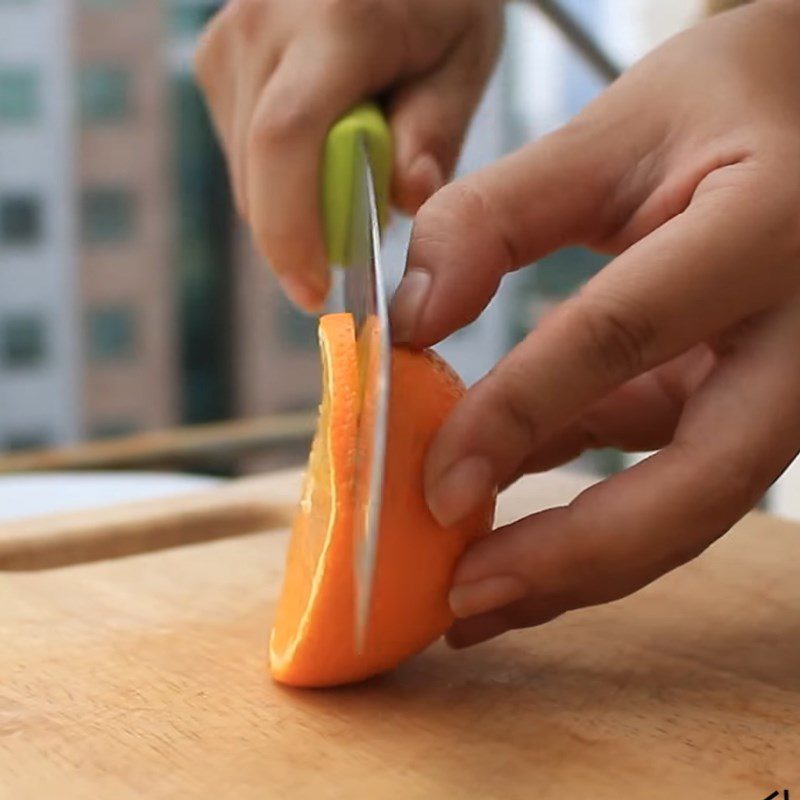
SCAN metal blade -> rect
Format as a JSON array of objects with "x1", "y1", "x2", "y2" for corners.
[{"x1": 344, "y1": 136, "x2": 390, "y2": 653}]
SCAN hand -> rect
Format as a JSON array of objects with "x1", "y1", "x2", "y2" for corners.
[
  {"x1": 195, "y1": 0, "x2": 503, "y2": 310},
  {"x1": 389, "y1": 0, "x2": 800, "y2": 647}
]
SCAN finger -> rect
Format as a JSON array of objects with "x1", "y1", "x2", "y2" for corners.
[
  {"x1": 424, "y1": 166, "x2": 798, "y2": 527},
  {"x1": 389, "y1": 112, "x2": 654, "y2": 343},
  {"x1": 446, "y1": 609, "x2": 515, "y2": 650},
  {"x1": 195, "y1": 1, "x2": 286, "y2": 218},
  {"x1": 195, "y1": 5, "x2": 240, "y2": 199},
  {"x1": 231, "y1": 42, "x2": 280, "y2": 219},
  {"x1": 245, "y1": 6, "x2": 407, "y2": 310},
  {"x1": 445, "y1": 297, "x2": 800, "y2": 645},
  {"x1": 389, "y1": 71, "x2": 677, "y2": 347},
  {"x1": 388, "y1": 13, "x2": 502, "y2": 214},
  {"x1": 509, "y1": 345, "x2": 715, "y2": 479},
  {"x1": 446, "y1": 596, "x2": 562, "y2": 649}
]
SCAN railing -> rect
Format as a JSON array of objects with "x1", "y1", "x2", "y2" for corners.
[
  {"x1": 0, "y1": 413, "x2": 316, "y2": 475},
  {"x1": 527, "y1": 0, "x2": 621, "y2": 83}
]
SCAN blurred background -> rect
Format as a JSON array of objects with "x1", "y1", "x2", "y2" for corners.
[{"x1": 3, "y1": 0, "x2": 796, "y2": 515}]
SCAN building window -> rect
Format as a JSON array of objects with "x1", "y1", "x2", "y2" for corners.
[
  {"x1": 276, "y1": 299, "x2": 317, "y2": 352},
  {"x1": 88, "y1": 306, "x2": 135, "y2": 361},
  {"x1": 82, "y1": 188, "x2": 135, "y2": 243},
  {"x1": 90, "y1": 420, "x2": 138, "y2": 440},
  {"x1": 81, "y1": 0, "x2": 132, "y2": 7},
  {"x1": 80, "y1": 65, "x2": 130, "y2": 122},
  {"x1": 0, "y1": 194, "x2": 42, "y2": 246},
  {"x1": 0, "y1": 68, "x2": 39, "y2": 123},
  {"x1": 170, "y1": 2, "x2": 217, "y2": 35},
  {"x1": 3, "y1": 430, "x2": 51, "y2": 453},
  {"x1": 1, "y1": 314, "x2": 46, "y2": 368}
]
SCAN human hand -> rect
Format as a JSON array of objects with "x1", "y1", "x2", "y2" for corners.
[
  {"x1": 389, "y1": 0, "x2": 800, "y2": 647},
  {"x1": 195, "y1": 0, "x2": 503, "y2": 310}
]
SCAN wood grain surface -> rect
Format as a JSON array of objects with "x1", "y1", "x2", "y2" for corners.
[{"x1": 1, "y1": 469, "x2": 798, "y2": 799}]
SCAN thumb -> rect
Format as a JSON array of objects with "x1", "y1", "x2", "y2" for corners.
[
  {"x1": 390, "y1": 114, "x2": 652, "y2": 347},
  {"x1": 389, "y1": 23, "x2": 501, "y2": 215}
]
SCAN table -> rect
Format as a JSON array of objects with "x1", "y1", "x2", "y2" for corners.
[{"x1": 1, "y1": 469, "x2": 798, "y2": 798}]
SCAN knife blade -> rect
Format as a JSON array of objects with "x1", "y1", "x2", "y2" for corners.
[{"x1": 323, "y1": 104, "x2": 392, "y2": 653}]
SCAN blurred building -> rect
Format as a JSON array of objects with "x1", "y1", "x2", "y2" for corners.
[
  {"x1": 0, "y1": 0, "x2": 79, "y2": 450},
  {"x1": 0, "y1": 0, "x2": 706, "y2": 462},
  {"x1": 77, "y1": 0, "x2": 176, "y2": 439},
  {"x1": 0, "y1": 0, "x2": 323, "y2": 453},
  {"x1": 169, "y1": 0, "x2": 322, "y2": 425},
  {"x1": 0, "y1": 0, "x2": 176, "y2": 449}
]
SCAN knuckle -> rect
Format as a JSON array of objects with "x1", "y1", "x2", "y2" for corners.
[
  {"x1": 765, "y1": 186, "x2": 800, "y2": 273},
  {"x1": 691, "y1": 442, "x2": 766, "y2": 520},
  {"x1": 194, "y1": 18, "x2": 224, "y2": 84},
  {"x1": 321, "y1": 0, "x2": 398, "y2": 43},
  {"x1": 194, "y1": 0, "x2": 270, "y2": 83},
  {"x1": 560, "y1": 533, "x2": 606, "y2": 599},
  {"x1": 320, "y1": 0, "x2": 389, "y2": 28},
  {"x1": 193, "y1": 42, "x2": 212, "y2": 88},
  {"x1": 483, "y1": 358, "x2": 538, "y2": 451},
  {"x1": 568, "y1": 293, "x2": 656, "y2": 383},
  {"x1": 442, "y1": 182, "x2": 488, "y2": 223},
  {"x1": 424, "y1": 181, "x2": 515, "y2": 272},
  {"x1": 413, "y1": 183, "x2": 483, "y2": 247},
  {"x1": 248, "y1": 101, "x2": 315, "y2": 151},
  {"x1": 230, "y1": 0, "x2": 269, "y2": 38}
]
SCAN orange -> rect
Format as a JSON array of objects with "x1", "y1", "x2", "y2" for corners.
[{"x1": 269, "y1": 313, "x2": 495, "y2": 688}]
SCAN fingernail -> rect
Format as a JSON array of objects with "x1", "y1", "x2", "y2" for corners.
[
  {"x1": 426, "y1": 456, "x2": 495, "y2": 528},
  {"x1": 449, "y1": 575, "x2": 528, "y2": 619},
  {"x1": 408, "y1": 153, "x2": 444, "y2": 203},
  {"x1": 279, "y1": 272, "x2": 328, "y2": 312},
  {"x1": 390, "y1": 269, "x2": 430, "y2": 344}
]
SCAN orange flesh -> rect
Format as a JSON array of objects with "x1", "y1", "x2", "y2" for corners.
[
  {"x1": 269, "y1": 313, "x2": 494, "y2": 687},
  {"x1": 269, "y1": 314, "x2": 356, "y2": 668}
]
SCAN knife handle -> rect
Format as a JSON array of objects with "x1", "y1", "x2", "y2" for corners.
[{"x1": 323, "y1": 102, "x2": 392, "y2": 267}]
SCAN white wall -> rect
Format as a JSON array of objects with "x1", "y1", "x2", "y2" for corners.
[{"x1": 0, "y1": 0, "x2": 79, "y2": 447}]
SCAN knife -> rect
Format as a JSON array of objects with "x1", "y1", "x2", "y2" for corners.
[{"x1": 323, "y1": 103, "x2": 392, "y2": 652}]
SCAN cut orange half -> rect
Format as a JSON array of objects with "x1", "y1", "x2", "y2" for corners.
[{"x1": 269, "y1": 313, "x2": 495, "y2": 688}]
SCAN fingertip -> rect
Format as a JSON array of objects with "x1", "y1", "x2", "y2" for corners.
[
  {"x1": 277, "y1": 270, "x2": 329, "y2": 313},
  {"x1": 444, "y1": 626, "x2": 470, "y2": 650},
  {"x1": 449, "y1": 575, "x2": 528, "y2": 619},
  {"x1": 389, "y1": 268, "x2": 431, "y2": 344},
  {"x1": 393, "y1": 152, "x2": 445, "y2": 214},
  {"x1": 446, "y1": 611, "x2": 511, "y2": 649},
  {"x1": 402, "y1": 179, "x2": 509, "y2": 346},
  {"x1": 425, "y1": 455, "x2": 495, "y2": 529}
]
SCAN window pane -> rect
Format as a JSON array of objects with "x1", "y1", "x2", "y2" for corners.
[
  {"x1": 81, "y1": 0, "x2": 132, "y2": 7},
  {"x1": 3, "y1": 430, "x2": 51, "y2": 452},
  {"x1": 276, "y1": 299, "x2": 316, "y2": 351},
  {"x1": 80, "y1": 65, "x2": 130, "y2": 121},
  {"x1": 0, "y1": 195, "x2": 42, "y2": 245},
  {"x1": 88, "y1": 306, "x2": 135, "y2": 360},
  {"x1": 82, "y1": 188, "x2": 134, "y2": 243},
  {"x1": 0, "y1": 68, "x2": 39, "y2": 122},
  {"x1": 1, "y1": 314, "x2": 46, "y2": 368},
  {"x1": 170, "y1": 2, "x2": 217, "y2": 35},
  {"x1": 90, "y1": 420, "x2": 138, "y2": 439}
]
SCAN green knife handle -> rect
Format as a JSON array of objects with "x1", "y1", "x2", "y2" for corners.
[{"x1": 323, "y1": 102, "x2": 392, "y2": 267}]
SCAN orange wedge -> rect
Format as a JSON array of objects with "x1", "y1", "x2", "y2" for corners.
[{"x1": 269, "y1": 313, "x2": 495, "y2": 687}]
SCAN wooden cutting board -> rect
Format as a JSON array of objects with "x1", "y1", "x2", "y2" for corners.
[{"x1": 1, "y1": 468, "x2": 798, "y2": 799}]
